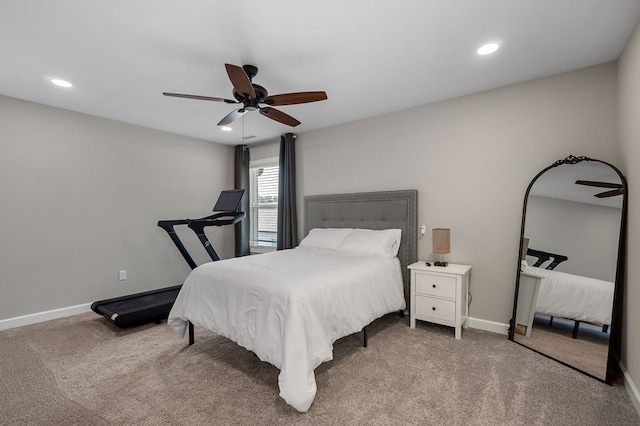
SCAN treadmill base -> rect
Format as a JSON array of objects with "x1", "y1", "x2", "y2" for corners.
[{"x1": 91, "y1": 285, "x2": 182, "y2": 328}]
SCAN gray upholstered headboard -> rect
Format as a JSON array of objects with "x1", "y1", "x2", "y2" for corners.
[{"x1": 304, "y1": 189, "x2": 418, "y2": 306}]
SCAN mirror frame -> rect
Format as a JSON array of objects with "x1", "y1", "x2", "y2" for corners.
[{"x1": 509, "y1": 155, "x2": 628, "y2": 383}]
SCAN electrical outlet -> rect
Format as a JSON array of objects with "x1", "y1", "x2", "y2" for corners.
[{"x1": 118, "y1": 270, "x2": 126, "y2": 281}]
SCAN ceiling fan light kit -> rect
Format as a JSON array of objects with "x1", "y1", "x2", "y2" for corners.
[{"x1": 163, "y1": 63, "x2": 327, "y2": 128}]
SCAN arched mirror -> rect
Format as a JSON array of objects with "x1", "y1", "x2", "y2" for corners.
[{"x1": 509, "y1": 155, "x2": 627, "y2": 383}]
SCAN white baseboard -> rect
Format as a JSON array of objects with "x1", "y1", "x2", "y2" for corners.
[
  {"x1": 620, "y1": 361, "x2": 640, "y2": 416},
  {"x1": 468, "y1": 317, "x2": 510, "y2": 335},
  {"x1": 0, "y1": 303, "x2": 92, "y2": 331}
]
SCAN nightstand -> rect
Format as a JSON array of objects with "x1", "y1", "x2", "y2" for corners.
[
  {"x1": 514, "y1": 271, "x2": 544, "y2": 338},
  {"x1": 408, "y1": 261, "x2": 472, "y2": 339}
]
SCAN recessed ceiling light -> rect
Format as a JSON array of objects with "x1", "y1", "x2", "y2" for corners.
[
  {"x1": 477, "y1": 43, "x2": 500, "y2": 55},
  {"x1": 221, "y1": 126, "x2": 232, "y2": 132},
  {"x1": 51, "y1": 78, "x2": 73, "y2": 88}
]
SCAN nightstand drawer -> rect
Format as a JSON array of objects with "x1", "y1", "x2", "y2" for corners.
[
  {"x1": 415, "y1": 274, "x2": 456, "y2": 299},
  {"x1": 415, "y1": 295, "x2": 456, "y2": 323}
]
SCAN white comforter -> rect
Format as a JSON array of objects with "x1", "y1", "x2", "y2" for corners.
[
  {"x1": 168, "y1": 247, "x2": 406, "y2": 412},
  {"x1": 522, "y1": 265, "x2": 614, "y2": 326}
]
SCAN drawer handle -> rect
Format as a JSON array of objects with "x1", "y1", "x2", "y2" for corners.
[
  {"x1": 432, "y1": 307, "x2": 436, "y2": 311},
  {"x1": 432, "y1": 284, "x2": 437, "y2": 288}
]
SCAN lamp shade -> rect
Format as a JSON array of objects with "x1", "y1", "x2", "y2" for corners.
[
  {"x1": 432, "y1": 228, "x2": 450, "y2": 254},
  {"x1": 521, "y1": 237, "x2": 530, "y2": 261}
]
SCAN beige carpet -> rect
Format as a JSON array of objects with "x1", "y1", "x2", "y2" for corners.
[{"x1": 1, "y1": 312, "x2": 639, "y2": 425}]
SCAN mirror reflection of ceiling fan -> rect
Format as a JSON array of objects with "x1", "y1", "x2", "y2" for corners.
[
  {"x1": 163, "y1": 64, "x2": 327, "y2": 127},
  {"x1": 575, "y1": 180, "x2": 624, "y2": 198}
]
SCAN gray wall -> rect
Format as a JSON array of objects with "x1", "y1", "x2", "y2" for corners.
[
  {"x1": 618, "y1": 18, "x2": 640, "y2": 406},
  {"x1": 525, "y1": 196, "x2": 621, "y2": 281},
  {"x1": 294, "y1": 63, "x2": 618, "y2": 325},
  {"x1": 0, "y1": 95, "x2": 234, "y2": 320},
  {"x1": 0, "y1": 59, "x2": 625, "y2": 356}
]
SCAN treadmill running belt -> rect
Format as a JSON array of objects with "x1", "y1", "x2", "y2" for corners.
[{"x1": 91, "y1": 285, "x2": 181, "y2": 328}]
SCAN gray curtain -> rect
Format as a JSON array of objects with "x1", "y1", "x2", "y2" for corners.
[
  {"x1": 277, "y1": 133, "x2": 298, "y2": 250},
  {"x1": 234, "y1": 145, "x2": 250, "y2": 257}
]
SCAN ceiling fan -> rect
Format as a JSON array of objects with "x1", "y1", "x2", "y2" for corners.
[
  {"x1": 163, "y1": 64, "x2": 327, "y2": 127},
  {"x1": 575, "y1": 180, "x2": 624, "y2": 198}
]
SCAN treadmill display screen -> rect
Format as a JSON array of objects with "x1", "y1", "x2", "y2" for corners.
[{"x1": 213, "y1": 189, "x2": 245, "y2": 212}]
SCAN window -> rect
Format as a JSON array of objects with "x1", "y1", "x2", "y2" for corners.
[{"x1": 249, "y1": 157, "x2": 279, "y2": 251}]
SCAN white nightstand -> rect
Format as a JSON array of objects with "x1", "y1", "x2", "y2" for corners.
[
  {"x1": 515, "y1": 271, "x2": 544, "y2": 338},
  {"x1": 408, "y1": 261, "x2": 472, "y2": 339}
]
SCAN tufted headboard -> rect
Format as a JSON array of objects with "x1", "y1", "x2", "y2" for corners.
[{"x1": 304, "y1": 189, "x2": 418, "y2": 306}]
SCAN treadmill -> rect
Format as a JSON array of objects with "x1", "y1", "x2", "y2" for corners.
[{"x1": 91, "y1": 189, "x2": 245, "y2": 328}]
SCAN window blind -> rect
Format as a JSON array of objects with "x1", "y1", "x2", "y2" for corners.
[{"x1": 249, "y1": 161, "x2": 279, "y2": 249}]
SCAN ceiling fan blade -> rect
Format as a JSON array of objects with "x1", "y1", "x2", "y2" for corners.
[
  {"x1": 259, "y1": 107, "x2": 301, "y2": 127},
  {"x1": 217, "y1": 109, "x2": 247, "y2": 126},
  {"x1": 594, "y1": 189, "x2": 624, "y2": 198},
  {"x1": 225, "y1": 63, "x2": 256, "y2": 99},
  {"x1": 575, "y1": 180, "x2": 622, "y2": 189},
  {"x1": 163, "y1": 92, "x2": 237, "y2": 103},
  {"x1": 263, "y1": 91, "x2": 328, "y2": 106}
]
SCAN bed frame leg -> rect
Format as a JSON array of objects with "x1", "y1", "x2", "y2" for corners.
[
  {"x1": 398, "y1": 310, "x2": 405, "y2": 318},
  {"x1": 188, "y1": 321, "x2": 194, "y2": 345},
  {"x1": 362, "y1": 326, "x2": 368, "y2": 348}
]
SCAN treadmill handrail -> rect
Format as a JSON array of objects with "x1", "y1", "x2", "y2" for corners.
[
  {"x1": 157, "y1": 219, "x2": 198, "y2": 269},
  {"x1": 188, "y1": 211, "x2": 245, "y2": 228},
  {"x1": 158, "y1": 211, "x2": 245, "y2": 267}
]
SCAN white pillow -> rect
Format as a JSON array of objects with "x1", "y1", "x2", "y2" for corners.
[
  {"x1": 298, "y1": 228, "x2": 353, "y2": 250},
  {"x1": 337, "y1": 228, "x2": 402, "y2": 258}
]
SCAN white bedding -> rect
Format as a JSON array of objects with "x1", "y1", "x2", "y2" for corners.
[
  {"x1": 168, "y1": 247, "x2": 406, "y2": 412},
  {"x1": 522, "y1": 265, "x2": 614, "y2": 326}
]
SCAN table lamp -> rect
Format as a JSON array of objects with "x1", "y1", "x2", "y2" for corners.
[
  {"x1": 521, "y1": 237, "x2": 530, "y2": 261},
  {"x1": 433, "y1": 228, "x2": 450, "y2": 267}
]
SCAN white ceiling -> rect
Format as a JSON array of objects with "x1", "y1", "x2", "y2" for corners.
[{"x1": 1, "y1": 1, "x2": 639, "y2": 146}]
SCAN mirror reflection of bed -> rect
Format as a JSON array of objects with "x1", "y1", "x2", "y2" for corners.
[
  {"x1": 514, "y1": 249, "x2": 614, "y2": 379},
  {"x1": 510, "y1": 157, "x2": 626, "y2": 382}
]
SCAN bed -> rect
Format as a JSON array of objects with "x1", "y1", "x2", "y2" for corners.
[
  {"x1": 168, "y1": 190, "x2": 417, "y2": 412},
  {"x1": 521, "y1": 263, "x2": 614, "y2": 331}
]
